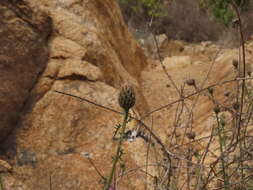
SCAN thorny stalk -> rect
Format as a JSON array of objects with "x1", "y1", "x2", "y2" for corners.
[
  {"x1": 230, "y1": 1, "x2": 247, "y2": 187},
  {"x1": 0, "y1": 175, "x2": 3, "y2": 190},
  {"x1": 104, "y1": 109, "x2": 129, "y2": 190},
  {"x1": 144, "y1": 116, "x2": 153, "y2": 190},
  {"x1": 215, "y1": 112, "x2": 229, "y2": 190}
]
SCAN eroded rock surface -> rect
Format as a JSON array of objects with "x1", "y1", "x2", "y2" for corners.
[
  {"x1": 0, "y1": 1, "x2": 52, "y2": 141},
  {"x1": 1, "y1": 0, "x2": 149, "y2": 189}
]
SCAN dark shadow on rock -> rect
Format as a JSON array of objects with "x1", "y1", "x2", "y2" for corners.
[{"x1": 0, "y1": 0, "x2": 52, "y2": 160}]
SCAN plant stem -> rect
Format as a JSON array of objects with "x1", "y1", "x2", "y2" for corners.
[
  {"x1": 215, "y1": 114, "x2": 229, "y2": 190},
  {"x1": 0, "y1": 174, "x2": 3, "y2": 190},
  {"x1": 104, "y1": 109, "x2": 129, "y2": 190},
  {"x1": 230, "y1": 1, "x2": 246, "y2": 186}
]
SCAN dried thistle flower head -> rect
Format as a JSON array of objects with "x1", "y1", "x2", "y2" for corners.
[
  {"x1": 232, "y1": 18, "x2": 239, "y2": 28},
  {"x1": 232, "y1": 59, "x2": 239, "y2": 69},
  {"x1": 186, "y1": 79, "x2": 196, "y2": 86},
  {"x1": 118, "y1": 84, "x2": 135, "y2": 111},
  {"x1": 232, "y1": 102, "x2": 240, "y2": 110},
  {"x1": 224, "y1": 90, "x2": 230, "y2": 97},
  {"x1": 208, "y1": 87, "x2": 214, "y2": 95},
  {"x1": 213, "y1": 105, "x2": 220, "y2": 114},
  {"x1": 186, "y1": 132, "x2": 196, "y2": 140}
]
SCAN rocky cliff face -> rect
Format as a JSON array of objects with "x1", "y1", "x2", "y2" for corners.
[
  {"x1": 0, "y1": 1, "x2": 52, "y2": 142},
  {"x1": 0, "y1": 0, "x2": 149, "y2": 189}
]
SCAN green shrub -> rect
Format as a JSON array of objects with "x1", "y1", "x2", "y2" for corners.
[
  {"x1": 201, "y1": 0, "x2": 250, "y2": 26},
  {"x1": 117, "y1": 0, "x2": 165, "y2": 17}
]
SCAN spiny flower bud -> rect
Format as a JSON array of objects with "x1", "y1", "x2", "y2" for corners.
[
  {"x1": 213, "y1": 105, "x2": 220, "y2": 114},
  {"x1": 220, "y1": 119, "x2": 226, "y2": 126},
  {"x1": 186, "y1": 79, "x2": 196, "y2": 86},
  {"x1": 233, "y1": 102, "x2": 240, "y2": 110},
  {"x1": 232, "y1": 59, "x2": 238, "y2": 69},
  {"x1": 224, "y1": 90, "x2": 230, "y2": 97},
  {"x1": 232, "y1": 18, "x2": 239, "y2": 28},
  {"x1": 208, "y1": 87, "x2": 214, "y2": 95},
  {"x1": 186, "y1": 132, "x2": 196, "y2": 140},
  {"x1": 118, "y1": 84, "x2": 135, "y2": 111}
]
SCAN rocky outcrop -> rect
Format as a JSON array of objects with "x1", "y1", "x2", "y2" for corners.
[
  {"x1": 0, "y1": 0, "x2": 149, "y2": 189},
  {"x1": 0, "y1": 1, "x2": 52, "y2": 141}
]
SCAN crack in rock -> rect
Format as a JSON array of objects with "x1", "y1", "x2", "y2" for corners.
[{"x1": 46, "y1": 73, "x2": 98, "y2": 82}]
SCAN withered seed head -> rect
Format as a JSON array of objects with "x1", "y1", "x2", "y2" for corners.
[
  {"x1": 186, "y1": 79, "x2": 196, "y2": 86},
  {"x1": 208, "y1": 87, "x2": 214, "y2": 95},
  {"x1": 186, "y1": 132, "x2": 196, "y2": 140},
  {"x1": 220, "y1": 119, "x2": 226, "y2": 126},
  {"x1": 233, "y1": 102, "x2": 240, "y2": 110},
  {"x1": 232, "y1": 59, "x2": 238, "y2": 69},
  {"x1": 232, "y1": 18, "x2": 239, "y2": 28},
  {"x1": 118, "y1": 84, "x2": 135, "y2": 111},
  {"x1": 224, "y1": 90, "x2": 230, "y2": 97},
  {"x1": 213, "y1": 105, "x2": 220, "y2": 114}
]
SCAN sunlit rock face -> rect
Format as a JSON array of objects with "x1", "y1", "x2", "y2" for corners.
[{"x1": 0, "y1": 0, "x2": 149, "y2": 189}]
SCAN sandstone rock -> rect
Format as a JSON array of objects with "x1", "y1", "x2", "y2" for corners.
[
  {"x1": 201, "y1": 41, "x2": 212, "y2": 47},
  {"x1": 0, "y1": 1, "x2": 52, "y2": 141},
  {"x1": 1, "y1": 0, "x2": 149, "y2": 189},
  {"x1": 160, "y1": 56, "x2": 192, "y2": 69},
  {"x1": 0, "y1": 159, "x2": 12, "y2": 172},
  {"x1": 160, "y1": 39, "x2": 185, "y2": 57},
  {"x1": 156, "y1": 34, "x2": 168, "y2": 48}
]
